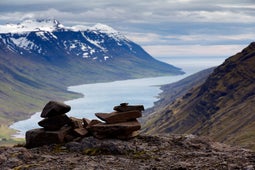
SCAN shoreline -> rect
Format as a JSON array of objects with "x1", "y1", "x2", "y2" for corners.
[{"x1": 10, "y1": 73, "x2": 192, "y2": 139}]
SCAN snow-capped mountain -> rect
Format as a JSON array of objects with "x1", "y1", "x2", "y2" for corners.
[
  {"x1": 0, "y1": 19, "x2": 135, "y2": 62},
  {"x1": 0, "y1": 19, "x2": 184, "y2": 80}
]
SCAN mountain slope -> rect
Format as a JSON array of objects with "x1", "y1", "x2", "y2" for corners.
[
  {"x1": 0, "y1": 19, "x2": 183, "y2": 126},
  {"x1": 143, "y1": 42, "x2": 255, "y2": 150},
  {"x1": 142, "y1": 67, "x2": 215, "y2": 119}
]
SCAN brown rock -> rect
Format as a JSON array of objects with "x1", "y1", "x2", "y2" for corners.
[
  {"x1": 73, "y1": 128, "x2": 89, "y2": 137},
  {"x1": 41, "y1": 101, "x2": 71, "y2": 118},
  {"x1": 82, "y1": 118, "x2": 91, "y2": 128},
  {"x1": 117, "y1": 130, "x2": 140, "y2": 140},
  {"x1": 38, "y1": 114, "x2": 71, "y2": 130},
  {"x1": 113, "y1": 103, "x2": 144, "y2": 112},
  {"x1": 70, "y1": 117, "x2": 83, "y2": 128},
  {"x1": 89, "y1": 120, "x2": 141, "y2": 139},
  {"x1": 25, "y1": 126, "x2": 72, "y2": 148},
  {"x1": 86, "y1": 119, "x2": 102, "y2": 129},
  {"x1": 95, "y1": 110, "x2": 142, "y2": 124}
]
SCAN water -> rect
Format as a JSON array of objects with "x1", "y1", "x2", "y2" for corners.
[{"x1": 10, "y1": 56, "x2": 226, "y2": 138}]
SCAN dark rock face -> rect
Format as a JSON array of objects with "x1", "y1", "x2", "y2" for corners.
[{"x1": 41, "y1": 101, "x2": 71, "y2": 118}]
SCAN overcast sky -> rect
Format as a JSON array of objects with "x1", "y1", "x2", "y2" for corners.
[{"x1": 0, "y1": 0, "x2": 255, "y2": 58}]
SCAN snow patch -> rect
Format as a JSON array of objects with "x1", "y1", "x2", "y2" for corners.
[
  {"x1": 0, "y1": 19, "x2": 63, "y2": 33},
  {"x1": 10, "y1": 37, "x2": 37, "y2": 50},
  {"x1": 104, "y1": 56, "x2": 109, "y2": 60}
]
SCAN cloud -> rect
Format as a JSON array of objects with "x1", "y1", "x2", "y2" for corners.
[
  {"x1": 0, "y1": 0, "x2": 254, "y2": 58},
  {"x1": 1, "y1": 0, "x2": 255, "y2": 24},
  {"x1": 126, "y1": 31, "x2": 255, "y2": 46},
  {"x1": 143, "y1": 44, "x2": 247, "y2": 57}
]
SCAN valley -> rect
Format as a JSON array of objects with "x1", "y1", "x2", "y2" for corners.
[{"x1": 0, "y1": 19, "x2": 183, "y2": 143}]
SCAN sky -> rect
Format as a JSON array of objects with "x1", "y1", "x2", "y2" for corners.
[{"x1": 0, "y1": 0, "x2": 255, "y2": 60}]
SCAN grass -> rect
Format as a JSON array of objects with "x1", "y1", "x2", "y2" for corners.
[{"x1": 0, "y1": 124, "x2": 25, "y2": 146}]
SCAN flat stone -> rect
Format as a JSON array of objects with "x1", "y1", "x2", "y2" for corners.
[
  {"x1": 89, "y1": 120, "x2": 141, "y2": 139},
  {"x1": 113, "y1": 104, "x2": 144, "y2": 112},
  {"x1": 73, "y1": 128, "x2": 89, "y2": 137},
  {"x1": 25, "y1": 126, "x2": 72, "y2": 148},
  {"x1": 70, "y1": 117, "x2": 83, "y2": 128},
  {"x1": 38, "y1": 114, "x2": 71, "y2": 130},
  {"x1": 95, "y1": 110, "x2": 142, "y2": 124},
  {"x1": 41, "y1": 101, "x2": 71, "y2": 118},
  {"x1": 86, "y1": 119, "x2": 102, "y2": 129}
]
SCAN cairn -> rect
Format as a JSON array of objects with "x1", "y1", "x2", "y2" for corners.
[
  {"x1": 25, "y1": 101, "x2": 143, "y2": 148},
  {"x1": 89, "y1": 103, "x2": 144, "y2": 139}
]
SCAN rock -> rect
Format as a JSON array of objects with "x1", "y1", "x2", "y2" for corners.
[
  {"x1": 25, "y1": 126, "x2": 72, "y2": 148},
  {"x1": 117, "y1": 130, "x2": 140, "y2": 140},
  {"x1": 95, "y1": 110, "x2": 142, "y2": 124},
  {"x1": 41, "y1": 101, "x2": 71, "y2": 118},
  {"x1": 70, "y1": 117, "x2": 83, "y2": 128},
  {"x1": 73, "y1": 128, "x2": 89, "y2": 137},
  {"x1": 89, "y1": 120, "x2": 141, "y2": 139},
  {"x1": 38, "y1": 114, "x2": 71, "y2": 130},
  {"x1": 82, "y1": 118, "x2": 91, "y2": 128},
  {"x1": 86, "y1": 119, "x2": 102, "y2": 129},
  {"x1": 1, "y1": 134, "x2": 254, "y2": 169},
  {"x1": 113, "y1": 103, "x2": 144, "y2": 112}
]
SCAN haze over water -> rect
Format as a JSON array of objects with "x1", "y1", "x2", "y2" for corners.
[{"x1": 10, "y1": 56, "x2": 225, "y2": 138}]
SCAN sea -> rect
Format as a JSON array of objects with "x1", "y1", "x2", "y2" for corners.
[{"x1": 10, "y1": 56, "x2": 227, "y2": 138}]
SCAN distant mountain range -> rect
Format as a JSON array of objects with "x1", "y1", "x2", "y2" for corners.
[
  {"x1": 143, "y1": 42, "x2": 255, "y2": 150},
  {"x1": 0, "y1": 19, "x2": 183, "y2": 126}
]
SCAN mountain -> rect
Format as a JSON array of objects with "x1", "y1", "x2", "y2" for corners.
[
  {"x1": 142, "y1": 42, "x2": 255, "y2": 150},
  {"x1": 0, "y1": 19, "x2": 183, "y2": 129},
  {"x1": 142, "y1": 67, "x2": 215, "y2": 119}
]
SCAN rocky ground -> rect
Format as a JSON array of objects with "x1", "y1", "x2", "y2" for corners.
[{"x1": 0, "y1": 134, "x2": 255, "y2": 170}]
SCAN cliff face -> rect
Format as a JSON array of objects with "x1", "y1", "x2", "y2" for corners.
[
  {"x1": 143, "y1": 42, "x2": 255, "y2": 150},
  {"x1": 0, "y1": 135, "x2": 254, "y2": 169}
]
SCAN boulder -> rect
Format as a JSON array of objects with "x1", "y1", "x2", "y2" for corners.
[
  {"x1": 25, "y1": 126, "x2": 72, "y2": 148},
  {"x1": 95, "y1": 110, "x2": 142, "y2": 124},
  {"x1": 89, "y1": 120, "x2": 141, "y2": 139},
  {"x1": 113, "y1": 103, "x2": 144, "y2": 112},
  {"x1": 38, "y1": 114, "x2": 71, "y2": 130},
  {"x1": 41, "y1": 101, "x2": 71, "y2": 118}
]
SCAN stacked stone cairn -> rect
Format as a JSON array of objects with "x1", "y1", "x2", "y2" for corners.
[{"x1": 25, "y1": 101, "x2": 144, "y2": 148}]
